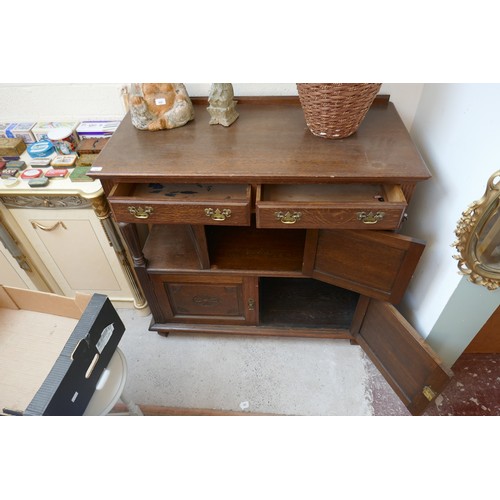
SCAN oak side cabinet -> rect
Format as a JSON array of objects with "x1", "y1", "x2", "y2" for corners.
[{"x1": 91, "y1": 96, "x2": 452, "y2": 415}]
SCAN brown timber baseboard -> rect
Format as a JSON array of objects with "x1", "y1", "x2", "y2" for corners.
[{"x1": 110, "y1": 404, "x2": 281, "y2": 416}]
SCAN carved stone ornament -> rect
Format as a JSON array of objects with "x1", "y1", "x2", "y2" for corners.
[
  {"x1": 207, "y1": 83, "x2": 239, "y2": 127},
  {"x1": 129, "y1": 83, "x2": 195, "y2": 131},
  {"x1": 453, "y1": 170, "x2": 500, "y2": 290}
]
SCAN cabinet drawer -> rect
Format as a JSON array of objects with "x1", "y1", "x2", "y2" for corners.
[
  {"x1": 256, "y1": 184, "x2": 407, "y2": 230},
  {"x1": 108, "y1": 183, "x2": 251, "y2": 225}
]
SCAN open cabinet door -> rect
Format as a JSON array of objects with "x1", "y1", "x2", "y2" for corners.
[
  {"x1": 311, "y1": 230, "x2": 425, "y2": 304},
  {"x1": 354, "y1": 298, "x2": 453, "y2": 415}
]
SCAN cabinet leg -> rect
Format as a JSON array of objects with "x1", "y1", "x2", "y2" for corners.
[{"x1": 157, "y1": 331, "x2": 170, "y2": 338}]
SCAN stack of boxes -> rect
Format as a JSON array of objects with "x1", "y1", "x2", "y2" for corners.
[
  {"x1": 0, "y1": 120, "x2": 120, "y2": 187},
  {"x1": 0, "y1": 122, "x2": 37, "y2": 143}
]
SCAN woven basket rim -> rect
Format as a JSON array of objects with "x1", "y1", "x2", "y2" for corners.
[{"x1": 296, "y1": 83, "x2": 382, "y2": 139}]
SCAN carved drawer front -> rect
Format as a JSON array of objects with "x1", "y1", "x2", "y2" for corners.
[
  {"x1": 108, "y1": 183, "x2": 251, "y2": 225},
  {"x1": 256, "y1": 184, "x2": 407, "y2": 230},
  {"x1": 150, "y1": 274, "x2": 258, "y2": 325}
]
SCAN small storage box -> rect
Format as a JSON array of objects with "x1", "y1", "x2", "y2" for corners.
[
  {"x1": 76, "y1": 121, "x2": 120, "y2": 139},
  {"x1": 0, "y1": 138, "x2": 27, "y2": 157},
  {"x1": 32, "y1": 121, "x2": 79, "y2": 142},
  {"x1": 7, "y1": 122, "x2": 37, "y2": 143},
  {"x1": 76, "y1": 137, "x2": 110, "y2": 155},
  {"x1": 0, "y1": 286, "x2": 125, "y2": 416},
  {"x1": 0, "y1": 123, "x2": 12, "y2": 139}
]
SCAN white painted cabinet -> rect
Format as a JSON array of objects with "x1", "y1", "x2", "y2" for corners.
[
  {"x1": 0, "y1": 204, "x2": 50, "y2": 291},
  {"x1": 0, "y1": 242, "x2": 35, "y2": 289},
  {"x1": 0, "y1": 177, "x2": 145, "y2": 310}
]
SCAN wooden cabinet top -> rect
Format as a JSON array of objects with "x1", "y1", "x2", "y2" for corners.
[{"x1": 93, "y1": 96, "x2": 431, "y2": 184}]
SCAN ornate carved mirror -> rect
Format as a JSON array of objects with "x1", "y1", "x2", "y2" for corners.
[{"x1": 454, "y1": 170, "x2": 500, "y2": 290}]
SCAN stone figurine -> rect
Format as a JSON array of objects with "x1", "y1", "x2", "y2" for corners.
[
  {"x1": 129, "y1": 83, "x2": 195, "y2": 131},
  {"x1": 207, "y1": 83, "x2": 239, "y2": 126}
]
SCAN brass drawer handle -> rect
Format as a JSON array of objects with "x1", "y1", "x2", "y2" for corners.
[
  {"x1": 357, "y1": 211, "x2": 385, "y2": 224},
  {"x1": 31, "y1": 221, "x2": 67, "y2": 231},
  {"x1": 275, "y1": 211, "x2": 302, "y2": 224},
  {"x1": 128, "y1": 206, "x2": 153, "y2": 219},
  {"x1": 205, "y1": 208, "x2": 232, "y2": 221}
]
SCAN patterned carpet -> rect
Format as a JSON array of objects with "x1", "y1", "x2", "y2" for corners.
[
  {"x1": 364, "y1": 352, "x2": 500, "y2": 416},
  {"x1": 423, "y1": 354, "x2": 500, "y2": 416}
]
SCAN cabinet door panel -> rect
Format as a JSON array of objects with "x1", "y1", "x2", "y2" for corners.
[
  {"x1": 312, "y1": 230, "x2": 425, "y2": 304},
  {"x1": 29, "y1": 219, "x2": 120, "y2": 291},
  {"x1": 151, "y1": 274, "x2": 258, "y2": 325},
  {"x1": 355, "y1": 299, "x2": 452, "y2": 415},
  {"x1": 12, "y1": 209, "x2": 133, "y2": 300}
]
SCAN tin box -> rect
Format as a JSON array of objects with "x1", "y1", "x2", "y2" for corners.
[
  {"x1": 27, "y1": 139, "x2": 56, "y2": 158},
  {"x1": 76, "y1": 137, "x2": 110, "y2": 155},
  {"x1": 28, "y1": 177, "x2": 50, "y2": 188},
  {"x1": 8, "y1": 122, "x2": 37, "y2": 143},
  {"x1": 21, "y1": 168, "x2": 43, "y2": 179},
  {"x1": 32, "y1": 121, "x2": 79, "y2": 142},
  {"x1": 1, "y1": 168, "x2": 20, "y2": 178},
  {"x1": 0, "y1": 138, "x2": 27, "y2": 157},
  {"x1": 76, "y1": 120, "x2": 120, "y2": 139},
  {"x1": 47, "y1": 127, "x2": 78, "y2": 155},
  {"x1": 0, "y1": 123, "x2": 12, "y2": 139},
  {"x1": 45, "y1": 168, "x2": 69, "y2": 178},
  {"x1": 51, "y1": 155, "x2": 77, "y2": 168},
  {"x1": 6, "y1": 160, "x2": 26, "y2": 170}
]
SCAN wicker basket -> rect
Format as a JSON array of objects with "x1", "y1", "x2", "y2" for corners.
[{"x1": 296, "y1": 83, "x2": 382, "y2": 139}]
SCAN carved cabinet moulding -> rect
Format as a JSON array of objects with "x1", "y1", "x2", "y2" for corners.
[
  {"x1": 0, "y1": 194, "x2": 93, "y2": 209},
  {"x1": 453, "y1": 170, "x2": 500, "y2": 290}
]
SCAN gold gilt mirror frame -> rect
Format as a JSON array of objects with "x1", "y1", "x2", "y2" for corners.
[{"x1": 453, "y1": 170, "x2": 500, "y2": 290}]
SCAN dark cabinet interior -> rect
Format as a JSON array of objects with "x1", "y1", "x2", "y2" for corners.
[{"x1": 259, "y1": 278, "x2": 359, "y2": 329}]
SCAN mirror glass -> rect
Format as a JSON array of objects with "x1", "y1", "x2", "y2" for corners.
[
  {"x1": 474, "y1": 193, "x2": 500, "y2": 271},
  {"x1": 454, "y1": 171, "x2": 500, "y2": 290}
]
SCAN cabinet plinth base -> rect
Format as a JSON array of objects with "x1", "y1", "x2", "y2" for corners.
[{"x1": 149, "y1": 321, "x2": 355, "y2": 341}]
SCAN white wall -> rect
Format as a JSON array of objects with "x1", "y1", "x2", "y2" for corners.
[
  {"x1": 399, "y1": 84, "x2": 500, "y2": 350},
  {"x1": 0, "y1": 83, "x2": 423, "y2": 130}
]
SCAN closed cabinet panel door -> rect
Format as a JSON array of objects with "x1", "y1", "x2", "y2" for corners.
[
  {"x1": 151, "y1": 274, "x2": 258, "y2": 325},
  {"x1": 12, "y1": 209, "x2": 132, "y2": 299},
  {"x1": 28, "y1": 219, "x2": 120, "y2": 292},
  {"x1": 312, "y1": 229, "x2": 425, "y2": 304},
  {"x1": 355, "y1": 299, "x2": 452, "y2": 415}
]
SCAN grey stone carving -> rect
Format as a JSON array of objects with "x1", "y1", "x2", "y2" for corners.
[{"x1": 207, "y1": 83, "x2": 239, "y2": 127}]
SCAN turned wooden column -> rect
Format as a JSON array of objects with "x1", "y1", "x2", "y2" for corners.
[{"x1": 118, "y1": 222, "x2": 164, "y2": 321}]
